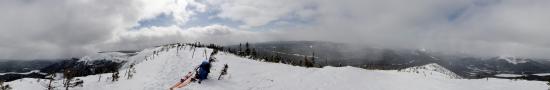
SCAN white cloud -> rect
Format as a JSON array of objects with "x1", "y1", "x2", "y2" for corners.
[
  {"x1": 0, "y1": 0, "x2": 139, "y2": 60},
  {"x1": 209, "y1": 0, "x2": 313, "y2": 28},
  {"x1": 136, "y1": 0, "x2": 206, "y2": 24},
  {"x1": 0, "y1": 0, "x2": 204, "y2": 60},
  {"x1": 99, "y1": 24, "x2": 271, "y2": 50},
  {"x1": 2, "y1": 0, "x2": 550, "y2": 60}
]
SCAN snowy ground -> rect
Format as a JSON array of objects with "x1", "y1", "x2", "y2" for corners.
[
  {"x1": 0, "y1": 70, "x2": 43, "y2": 75},
  {"x1": 534, "y1": 73, "x2": 550, "y2": 76},
  {"x1": 7, "y1": 45, "x2": 550, "y2": 90}
]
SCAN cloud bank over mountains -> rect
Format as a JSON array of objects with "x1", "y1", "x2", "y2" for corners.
[{"x1": 1, "y1": 0, "x2": 550, "y2": 60}]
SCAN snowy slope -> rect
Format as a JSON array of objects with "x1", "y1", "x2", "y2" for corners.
[
  {"x1": 79, "y1": 52, "x2": 129, "y2": 62},
  {"x1": 494, "y1": 74, "x2": 523, "y2": 78},
  {"x1": 401, "y1": 63, "x2": 463, "y2": 79},
  {"x1": 7, "y1": 45, "x2": 550, "y2": 90},
  {"x1": 0, "y1": 70, "x2": 44, "y2": 75},
  {"x1": 534, "y1": 73, "x2": 550, "y2": 76},
  {"x1": 498, "y1": 56, "x2": 528, "y2": 65}
]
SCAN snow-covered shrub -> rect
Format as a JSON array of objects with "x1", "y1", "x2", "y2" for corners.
[
  {"x1": 0, "y1": 80, "x2": 12, "y2": 90},
  {"x1": 112, "y1": 71, "x2": 120, "y2": 82},
  {"x1": 43, "y1": 73, "x2": 56, "y2": 90}
]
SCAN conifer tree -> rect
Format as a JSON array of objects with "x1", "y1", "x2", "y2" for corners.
[
  {"x1": 62, "y1": 69, "x2": 82, "y2": 90},
  {"x1": 238, "y1": 43, "x2": 243, "y2": 56},
  {"x1": 251, "y1": 48, "x2": 257, "y2": 59},
  {"x1": 312, "y1": 51, "x2": 316, "y2": 67},
  {"x1": 245, "y1": 42, "x2": 251, "y2": 56}
]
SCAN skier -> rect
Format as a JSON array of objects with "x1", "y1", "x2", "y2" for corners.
[
  {"x1": 169, "y1": 71, "x2": 195, "y2": 90},
  {"x1": 196, "y1": 60, "x2": 211, "y2": 84}
]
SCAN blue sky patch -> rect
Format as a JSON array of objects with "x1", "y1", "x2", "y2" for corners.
[{"x1": 132, "y1": 13, "x2": 176, "y2": 30}]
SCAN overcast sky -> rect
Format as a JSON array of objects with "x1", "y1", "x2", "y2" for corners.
[{"x1": 1, "y1": 0, "x2": 550, "y2": 60}]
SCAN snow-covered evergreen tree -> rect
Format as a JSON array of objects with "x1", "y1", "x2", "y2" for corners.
[
  {"x1": 126, "y1": 63, "x2": 136, "y2": 79},
  {"x1": 245, "y1": 42, "x2": 251, "y2": 56}
]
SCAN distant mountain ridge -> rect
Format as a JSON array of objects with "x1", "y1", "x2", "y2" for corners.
[
  {"x1": 2, "y1": 41, "x2": 550, "y2": 82},
  {"x1": 226, "y1": 41, "x2": 550, "y2": 80}
]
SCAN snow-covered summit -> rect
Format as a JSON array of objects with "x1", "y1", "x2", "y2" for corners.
[
  {"x1": 79, "y1": 52, "x2": 130, "y2": 62},
  {"x1": 498, "y1": 56, "x2": 529, "y2": 65},
  {"x1": 402, "y1": 63, "x2": 463, "y2": 79}
]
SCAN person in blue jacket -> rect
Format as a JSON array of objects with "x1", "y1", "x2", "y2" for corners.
[{"x1": 196, "y1": 60, "x2": 211, "y2": 84}]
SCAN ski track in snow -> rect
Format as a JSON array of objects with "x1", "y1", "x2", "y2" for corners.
[{"x1": 7, "y1": 45, "x2": 550, "y2": 90}]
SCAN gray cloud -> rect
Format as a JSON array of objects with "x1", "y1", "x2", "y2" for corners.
[
  {"x1": 2, "y1": 0, "x2": 550, "y2": 60},
  {"x1": 0, "y1": 0, "x2": 141, "y2": 60},
  {"x1": 208, "y1": 0, "x2": 550, "y2": 58},
  {"x1": 0, "y1": 0, "x2": 203, "y2": 60}
]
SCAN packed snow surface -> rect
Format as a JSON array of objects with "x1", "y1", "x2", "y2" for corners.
[{"x1": 7, "y1": 45, "x2": 549, "y2": 90}]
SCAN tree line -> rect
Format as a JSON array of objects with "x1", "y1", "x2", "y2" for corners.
[{"x1": 186, "y1": 42, "x2": 317, "y2": 68}]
